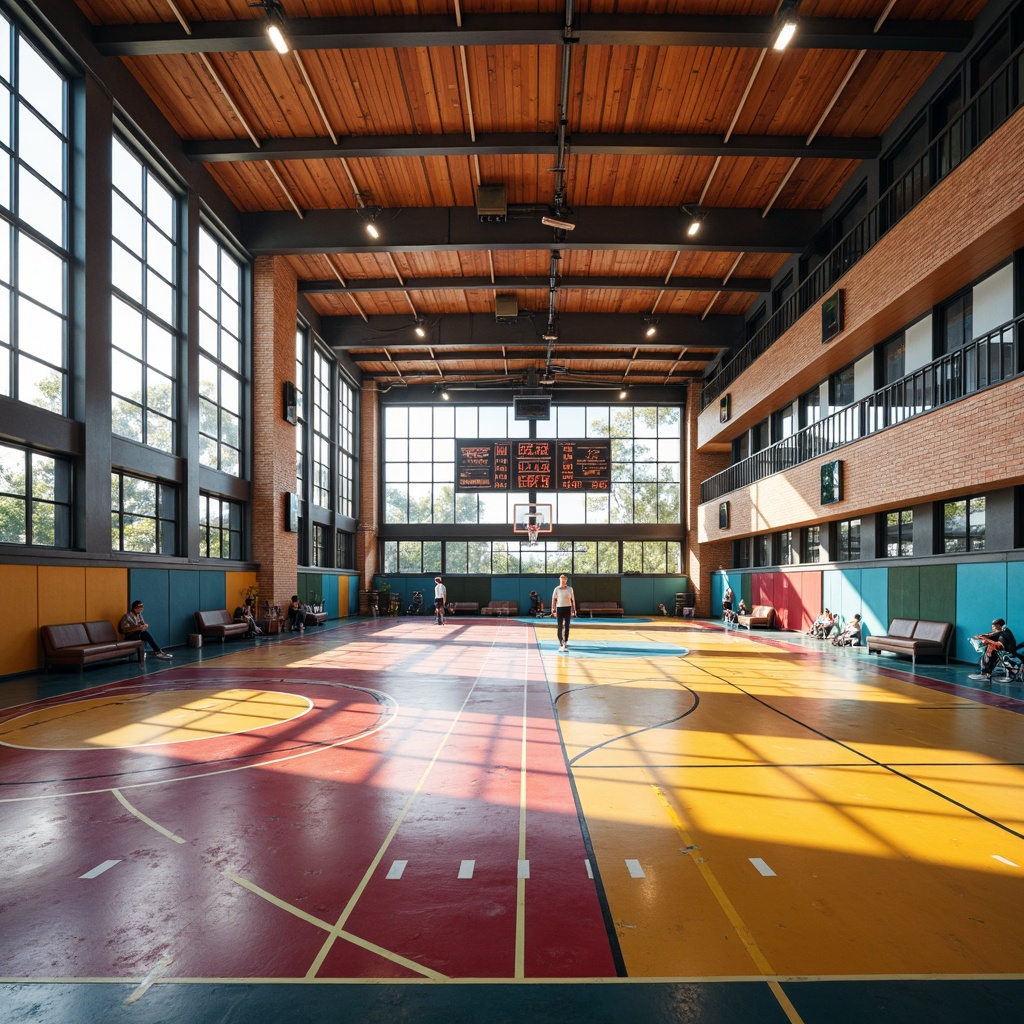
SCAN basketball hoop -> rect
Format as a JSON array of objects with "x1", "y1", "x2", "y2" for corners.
[{"x1": 527, "y1": 524, "x2": 539, "y2": 547}]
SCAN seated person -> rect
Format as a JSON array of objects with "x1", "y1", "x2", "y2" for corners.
[
  {"x1": 970, "y1": 617, "x2": 1016, "y2": 680},
  {"x1": 233, "y1": 596, "x2": 262, "y2": 638},
  {"x1": 808, "y1": 608, "x2": 834, "y2": 638},
  {"x1": 831, "y1": 613, "x2": 862, "y2": 646},
  {"x1": 528, "y1": 591, "x2": 543, "y2": 616},
  {"x1": 286, "y1": 595, "x2": 306, "y2": 632},
  {"x1": 724, "y1": 598, "x2": 745, "y2": 625},
  {"x1": 406, "y1": 590, "x2": 424, "y2": 615}
]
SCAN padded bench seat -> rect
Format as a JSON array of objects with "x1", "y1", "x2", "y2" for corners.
[
  {"x1": 41, "y1": 621, "x2": 143, "y2": 671},
  {"x1": 303, "y1": 610, "x2": 328, "y2": 627},
  {"x1": 450, "y1": 602, "x2": 480, "y2": 614},
  {"x1": 481, "y1": 601, "x2": 518, "y2": 616},
  {"x1": 577, "y1": 602, "x2": 624, "y2": 617},
  {"x1": 866, "y1": 618, "x2": 952, "y2": 666},
  {"x1": 193, "y1": 609, "x2": 250, "y2": 641},
  {"x1": 737, "y1": 605, "x2": 775, "y2": 629}
]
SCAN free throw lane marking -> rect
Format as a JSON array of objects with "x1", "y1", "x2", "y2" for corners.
[
  {"x1": 386, "y1": 860, "x2": 407, "y2": 880},
  {"x1": 458, "y1": 860, "x2": 475, "y2": 879},
  {"x1": 80, "y1": 859, "x2": 120, "y2": 879},
  {"x1": 993, "y1": 855, "x2": 1019, "y2": 867},
  {"x1": 625, "y1": 859, "x2": 646, "y2": 878},
  {"x1": 123, "y1": 953, "x2": 172, "y2": 1005},
  {"x1": 749, "y1": 857, "x2": 777, "y2": 877},
  {"x1": 113, "y1": 788, "x2": 186, "y2": 844}
]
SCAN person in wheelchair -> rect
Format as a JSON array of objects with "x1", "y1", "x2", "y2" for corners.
[
  {"x1": 969, "y1": 618, "x2": 1016, "y2": 681},
  {"x1": 994, "y1": 641, "x2": 1024, "y2": 681}
]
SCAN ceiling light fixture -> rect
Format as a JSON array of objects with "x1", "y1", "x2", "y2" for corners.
[
  {"x1": 541, "y1": 215, "x2": 576, "y2": 231},
  {"x1": 643, "y1": 316, "x2": 658, "y2": 338},
  {"x1": 358, "y1": 204, "x2": 383, "y2": 240},
  {"x1": 413, "y1": 317, "x2": 427, "y2": 338},
  {"x1": 772, "y1": 0, "x2": 799, "y2": 51},
  {"x1": 250, "y1": 0, "x2": 290, "y2": 54},
  {"x1": 618, "y1": 388, "x2": 629, "y2": 400},
  {"x1": 680, "y1": 203, "x2": 707, "y2": 238}
]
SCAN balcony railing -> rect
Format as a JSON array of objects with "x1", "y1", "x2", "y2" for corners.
[
  {"x1": 700, "y1": 315, "x2": 1024, "y2": 504},
  {"x1": 701, "y1": 40, "x2": 1024, "y2": 411}
]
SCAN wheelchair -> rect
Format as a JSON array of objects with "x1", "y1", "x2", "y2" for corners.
[{"x1": 992, "y1": 642, "x2": 1024, "y2": 683}]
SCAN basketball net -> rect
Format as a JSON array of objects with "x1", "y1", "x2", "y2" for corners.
[{"x1": 527, "y1": 525, "x2": 539, "y2": 547}]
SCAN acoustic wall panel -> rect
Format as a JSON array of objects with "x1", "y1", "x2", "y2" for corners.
[
  {"x1": 858, "y1": 568, "x2": 888, "y2": 642},
  {"x1": 85, "y1": 567, "x2": 129, "y2": 627},
  {"x1": 168, "y1": 571, "x2": 202, "y2": 645},
  {"x1": 38, "y1": 566, "x2": 86, "y2": 626},
  {"x1": 1, "y1": 564, "x2": 40, "y2": 675},
  {"x1": 888, "y1": 566, "x2": 920, "y2": 621},
  {"x1": 199, "y1": 571, "x2": 227, "y2": 612},
  {"x1": 954, "y1": 562, "x2": 1007, "y2": 664},
  {"x1": 128, "y1": 569, "x2": 171, "y2": 649},
  {"x1": 918, "y1": 564, "x2": 956, "y2": 624}
]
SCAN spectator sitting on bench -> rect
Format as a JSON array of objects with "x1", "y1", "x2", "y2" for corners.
[
  {"x1": 831, "y1": 614, "x2": 862, "y2": 647},
  {"x1": 528, "y1": 591, "x2": 545, "y2": 616},
  {"x1": 286, "y1": 595, "x2": 306, "y2": 632}
]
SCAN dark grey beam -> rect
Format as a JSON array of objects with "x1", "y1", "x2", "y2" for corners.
[
  {"x1": 322, "y1": 312, "x2": 742, "y2": 353},
  {"x1": 299, "y1": 274, "x2": 770, "y2": 295},
  {"x1": 243, "y1": 206, "x2": 822, "y2": 256},
  {"x1": 184, "y1": 132, "x2": 880, "y2": 164},
  {"x1": 94, "y1": 14, "x2": 972, "y2": 57}
]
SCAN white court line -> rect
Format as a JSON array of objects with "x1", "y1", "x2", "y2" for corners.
[
  {"x1": 458, "y1": 859, "x2": 475, "y2": 879},
  {"x1": 517, "y1": 859, "x2": 530, "y2": 879},
  {"x1": 993, "y1": 855, "x2": 1019, "y2": 867},
  {"x1": 749, "y1": 857, "x2": 776, "y2": 877},
  {"x1": 386, "y1": 860, "x2": 407, "y2": 879},
  {"x1": 123, "y1": 953, "x2": 172, "y2": 1005},
  {"x1": 625, "y1": 859, "x2": 645, "y2": 878},
  {"x1": 585, "y1": 858, "x2": 593, "y2": 879},
  {"x1": 80, "y1": 859, "x2": 120, "y2": 879}
]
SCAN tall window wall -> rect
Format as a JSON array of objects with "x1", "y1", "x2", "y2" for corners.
[
  {"x1": 0, "y1": 18, "x2": 68, "y2": 414},
  {"x1": 338, "y1": 375, "x2": 355, "y2": 519},
  {"x1": 110, "y1": 136, "x2": 179, "y2": 453},
  {"x1": 197, "y1": 226, "x2": 243, "y2": 476},
  {"x1": 311, "y1": 346, "x2": 331, "y2": 509}
]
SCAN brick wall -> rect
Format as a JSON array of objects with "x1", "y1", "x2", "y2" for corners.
[
  {"x1": 252, "y1": 256, "x2": 299, "y2": 607},
  {"x1": 357, "y1": 386, "x2": 379, "y2": 588}
]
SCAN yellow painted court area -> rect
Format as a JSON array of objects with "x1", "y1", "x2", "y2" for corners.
[
  {"x1": 0, "y1": 688, "x2": 312, "y2": 749},
  {"x1": 549, "y1": 623, "x2": 1024, "y2": 979}
]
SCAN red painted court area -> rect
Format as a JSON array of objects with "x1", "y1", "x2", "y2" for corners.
[{"x1": 0, "y1": 621, "x2": 616, "y2": 981}]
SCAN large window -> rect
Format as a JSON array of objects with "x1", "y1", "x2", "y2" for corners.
[
  {"x1": 111, "y1": 471, "x2": 176, "y2": 554},
  {"x1": 198, "y1": 493, "x2": 241, "y2": 559},
  {"x1": 0, "y1": 441, "x2": 71, "y2": 546},
  {"x1": 295, "y1": 325, "x2": 306, "y2": 489},
  {"x1": 941, "y1": 291, "x2": 973, "y2": 353},
  {"x1": 197, "y1": 226, "x2": 243, "y2": 476},
  {"x1": 944, "y1": 496, "x2": 985, "y2": 552},
  {"x1": 0, "y1": 20, "x2": 69, "y2": 413},
  {"x1": 835, "y1": 518, "x2": 861, "y2": 562},
  {"x1": 383, "y1": 403, "x2": 681, "y2": 526},
  {"x1": 885, "y1": 509, "x2": 914, "y2": 557},
  {"x1": 311, "y1": 347, "x2": 331, "y2": 508},
  {"x1": 338, "y1": 375, "x2": 356, "y2": 518},
  {"x1": 110, "y1": 136, "x2": 179, "y2": 453},
  {"x1": 802, "y1": 525, "x2": 820, "y2": 563}
]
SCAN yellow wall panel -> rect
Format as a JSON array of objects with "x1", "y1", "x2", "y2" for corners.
[
  {"x1": 0, "y1": 564, "x2": 40, "y2": 675},
  {"x1": 38, "y1": 566, "x2": 86, "y2": 627},
  {"x1": 86, "y1": 567, "x2": 129, "y2": 626},
  {"x1": 225, "y1": 570, "x2": 257, "y2": 612}
]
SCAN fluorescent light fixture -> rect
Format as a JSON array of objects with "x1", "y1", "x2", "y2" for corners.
[
  {"x1": 541, "y1": 215, "x2": 576, "y2": 231},
  {"x1": 681, "y1": 203, "x2": 706, "y2": 238},
  {"x1": 686, "y1": 219, "x2": 701, "y2": 237},
  {"x1": 618, "y1": 388, "x2": 629, "y2": 400},
  {"x1": 365, "y1": 221, "x2": 379, "y2": 239},
  {"x1": 441, "y1": 388, "x2": 450, "y2": 400},
  {"x1": 415, "y1": 324, "x2": 426, "y2": 338},
  {"x1": 646, "y1": 324, "x2": 657, "y2": 337},
  {"x1": 267, "y1": 23, "x2": 289, "y2": 54},
  {"x1": 773, "y1": 20, "x2": 796, "y2": 50},
  {"x1": 773, "y1": 0, "x2": 798, "y2": 51}
]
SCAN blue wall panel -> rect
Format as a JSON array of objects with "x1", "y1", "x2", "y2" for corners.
[
  {"x1": 621, "y1": 576, "x2": 654, "y2": 616},
  {"x1": 954, "y1": 562, "x2": 1007, "y2": 663},
  {"x1": 128, "y1": 569, "x2": 171, "y2": 649},
  {"x1": 322, "y1": 574, "x2": 338, "y2": 620},
  {"x1": 858, "y1": 568, "x2": 888, "y2": 642},
  {"x1": 199, "y1": 572, "x2": 227, "y2": 612},
  {"x1": 348, "y1": 575, "x2": 360, "y2": 616},
  {"x1": 168, "y1": 571, "x2": 202, "y2": 645}
]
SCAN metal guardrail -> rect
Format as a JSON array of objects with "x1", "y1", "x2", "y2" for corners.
[
  {"x1": 701, "y1": 41, "x2": 1024, "y2": 410},
  {"x1": 700, "y1": 316, "x2": 1023, "y2": 504}
]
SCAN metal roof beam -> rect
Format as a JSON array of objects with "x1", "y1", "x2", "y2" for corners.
[
  {"x1": 243, "y1": 206, "x2": 822, "y2": 256},
  {"x1": 95, "y1": 15, "x2": 972, "y2": 57},
  {"x1": 185, "y1": 132, "x2": 880, "y2": 164},
  {"x1": 299, "y1": 274, "x2": 771, "y2": 296}
]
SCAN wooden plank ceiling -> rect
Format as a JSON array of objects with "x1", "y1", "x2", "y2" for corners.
[{"x1": 76, "y1": 0, "x2": 986, "y2": 392}]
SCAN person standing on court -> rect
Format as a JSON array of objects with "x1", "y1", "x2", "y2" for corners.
[
  {"x1": 551, "y1": 573, "x2": 577, "y2": 651},
  {"x1": 433, "y1": 576, "x2": 447, "y2": 625}
]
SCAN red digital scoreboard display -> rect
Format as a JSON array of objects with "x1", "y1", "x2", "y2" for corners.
[{"x1": 456, "y1": 439, "x2": 610, "y2": 492}]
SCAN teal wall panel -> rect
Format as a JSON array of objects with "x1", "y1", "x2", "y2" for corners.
[
  {"x1": 322, "y1": 574, "x2": 338, "y2": 619},
  {"x1": 128, "y1": 569, "x2": 171, "y2": 649},
  {"x1": 857, "y1": 568, "x2": 888, "y2": 641},
  {"x1": 822, "y1": 570, "x2": 844, "y2": 618},
  {"x1": 954, "y1": 562, "x2": 1008, "y2": 663},
  {"x1": 168, "y1": 571, "x2": 202, "y2": 646},
  {"x1": 199, "y1": 572, "x2": 226, "y2": 611},
  {"x1": 919, "y1": 564, "x2": 956, "y2": 624},
  {"x1": 348, "y1": 575, "x2": 360, "y2": 616}
]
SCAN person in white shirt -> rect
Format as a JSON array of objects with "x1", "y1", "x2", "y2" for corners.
[
  {"x1": 433, "y1": 576, "x2": 447, "y2": 625},
  {"x1": 550, "y1": 574, "x2": 577, "y2": 651}
]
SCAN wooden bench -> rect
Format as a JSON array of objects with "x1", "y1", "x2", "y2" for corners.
[
  {"x1": 866, "y1": 618, "x2": 952, "y2": 667},
  {"x1": 481, "y1": 600, "x2": 518, "y2": 616},
  {"x1": 450, "y1": 602, "x2": 480, "y2": 615},
  {"x1": 40, "y1": 621, "x2": 144, "y2": 672},
  {"x1": 737, "y1": 605, "x2": 775, "y2": 629},
  {"x1": 193, "y1": 609, "x2": 250, "y2": 642},
  {"x1": 577, "y1": 602, "x2": 624, "y2": 617}
]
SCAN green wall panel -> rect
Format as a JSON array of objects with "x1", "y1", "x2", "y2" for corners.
[
  {"x1": 918, "y1": 564, "x2": 956, "y2": 624},
  {"x1": 887, "y1": 565, "x2": 920, "y2": 620}
]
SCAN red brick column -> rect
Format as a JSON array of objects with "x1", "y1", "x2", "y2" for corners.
[
  {"x1": 357, "y1": 384, "x2": 379, "y2": 590},
  {"x1": 685, "y1": 382, "x2": 731, "y2": 617},
  {"x1": 252, "y1": 256, "x2": 298, "y2": 607}
]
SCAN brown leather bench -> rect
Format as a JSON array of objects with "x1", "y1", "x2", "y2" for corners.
[
  {"x1": 40, "y1": 621, "x2": 144, "y2": 672},
  {"x1": 193, "y1": 609, "x2": 250, "y2": 641},
  {"x1": 737, "y1": 605, "x2": 775, "y2": 629},
  {"x1": 450, "y1": 602, "x2": 480, "y2": 615},
  {"x1": 866, "y1": 618, "x2": 952, "y2": 667},
  {"x1": 481, "y1": 600, "x2": 518, "y2": 616},
  {"x1": 577, "y1": 602, "x2": 624, "y2": 617}
]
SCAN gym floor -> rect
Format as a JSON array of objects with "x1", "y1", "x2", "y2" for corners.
[{"x1": 1, "y1": 616, "x2": 1022, "y2": 1023}]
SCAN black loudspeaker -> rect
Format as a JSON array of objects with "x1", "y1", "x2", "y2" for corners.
[
  {"x1": 821, "y1": 290, "x2": 844, "y2": 343},
  {"x1": 284, "y1": 492, "x2": 298, "y2": 532},
  {"x1": 719, "y1": 501, "x2": 729, "y2": 529},
  {"x1": 283, "y1": 381, "x2": 297, "y2": 424},
  {"x1": 720, "y1": 394, "x2": 731, "y2": 423}
]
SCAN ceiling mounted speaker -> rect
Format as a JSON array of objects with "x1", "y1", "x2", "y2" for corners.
[{"x1": 477, "y1": 185, "x2": 507, "y2": 222}]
